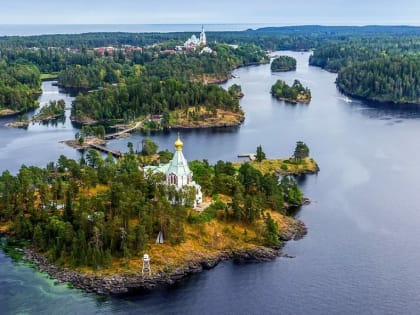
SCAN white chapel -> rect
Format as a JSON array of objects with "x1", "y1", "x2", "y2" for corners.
[{"x1": 144, "y1": 135, "x2": 203, "y2": 208}]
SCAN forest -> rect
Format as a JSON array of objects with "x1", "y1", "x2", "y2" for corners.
[
  {"x1": 67, "y1": 43, "x2": 266, "y2": 123},
  {"x1": 2, "y1": 26, "x2": 420, "y2": 113},
  {"x1": 336, "y1": 55, "x2": 420, "y2": 104},
  {"x1": 271, "y1": 56, "x2": 296, "y2": 72},
  {"x1": 0, "y1": 62, "x2": 41, "y2": 113},
  {"x1": 271, "y1": 79, "x2": 311, "y2": 103},
  {"x1": 33, "y1": 99, "x2": 66, "y2": 121},
  {"x1": 0, "y1": 150, "x2": 303, "y2": 268},
  {"x1": 309, "y1": 35, "x2": 420, "y2": 104},
  {"x1": 71, "y1": 78, "x2": 240, "y2": 123}
]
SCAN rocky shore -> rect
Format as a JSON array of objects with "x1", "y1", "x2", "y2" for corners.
[
  {"x1": 169, "y1": 120, "x2": 244, "y2": 130},
  {"x1": 21, "y1": 220, "x2": 307, "y2": 296},
  {"x1": 0, "y1": 109, "x2": 22, "y2": 117}
]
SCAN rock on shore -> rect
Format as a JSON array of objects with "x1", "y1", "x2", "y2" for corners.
[
  {"x1": 21, "y1": 219, "x2": 307, "y2": 296},
  {"x1": 23, "y1": 246, "x2": 282, "y2": 296}
]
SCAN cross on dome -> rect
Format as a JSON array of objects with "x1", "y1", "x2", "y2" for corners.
[{"x1": 174, "y1": 132, "x2": 184, "y2": 151}]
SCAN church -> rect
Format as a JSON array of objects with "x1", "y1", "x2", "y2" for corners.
[
  {"x1": 184, "y1": 25, "x2": 207, "y2": 50},
  {"x1": 143, "y1": 135, "x2": 203, "y2": 208}
]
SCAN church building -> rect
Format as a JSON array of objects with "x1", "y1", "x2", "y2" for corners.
[
  {"x1": 144, "y1": 135, "x2": 203, "y2": 208},
  {"x1": 184, "y1": 25, "x2": 207, "y2": 50}
]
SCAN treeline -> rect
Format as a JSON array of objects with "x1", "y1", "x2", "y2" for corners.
[
  {"x1": 0, "y1": 151, "x2": 304, "y2": 268},
  {"x1": 190, "y1": 160, "x2": 303, "y2": 219},
  {"x1": 0, "y1": 61, "x2": 41, "y2": 112},
  {"x1": 2, "y1": 25, "x2": 419, "y2": 51},
  {"x1": 57, "y1": 43, "x2": 267, "y2": 89},
  {"x1": 67, "y1": 44, "x2": 267, "y2": 122},
  {"x1": 271, "y1": 79, "x2": 311, "y2": 103},
  {"x1": 336, "y1": 55, "x2": 420, "y2": 104},
  {"x1": 57, "y1": 59, "x2": 132, "y2": 89},
  {"x1": 71, "y1": 78, "x2": 240, "y2": 122},
  {"x1": 309, "y1": 38, "x2": 420, "y2": 72},
  {"x1": 308, "y1": 36, "x2": 420, "y2": 105},
  {"x1": 271, "y1": 56, "x2": 296, "y2": 72}
]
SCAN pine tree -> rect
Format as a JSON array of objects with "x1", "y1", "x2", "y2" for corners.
[
  {"x1": 293, "y1": 141, "x2": 309, "y2": 161},
  {"x1": 63, "y1": 189, "x2": 74, "y2": 224},
  {"x1": 256, "y1": 145, "x2": 266, "y2": 162}
]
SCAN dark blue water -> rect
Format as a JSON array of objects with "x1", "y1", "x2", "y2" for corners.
[{"x1": 2, "y1": 51, "x2": 420, "y2": 314}]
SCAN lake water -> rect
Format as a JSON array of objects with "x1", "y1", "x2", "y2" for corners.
[{"x1": 2, "y1": 52, "x2": 420, "y2": 314}]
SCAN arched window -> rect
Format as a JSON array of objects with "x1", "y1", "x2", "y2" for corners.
[{"x1": 168, "y1": 173, "x2": 177, "y2": 185}]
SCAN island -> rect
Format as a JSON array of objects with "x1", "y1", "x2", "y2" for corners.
[
  {"x1": 271, "y1": 79, "x2": 312, "y2": 104},
  {"x1": 32, "y1": 100, "x2": 66, "y2": 122},
  {"x1": 5, "y1": 100, "x2": 66, "y2": 128},
  {"x1": 271, "y1": 56, "x2": 297, "y2": 72},
  {"x1": 0, "y1": 136, "x2": 318, "y2": 295}
]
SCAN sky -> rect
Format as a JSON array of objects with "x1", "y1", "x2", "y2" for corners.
[{"x1": 0, "y1": 0, "x2": 419, "y2": 25}]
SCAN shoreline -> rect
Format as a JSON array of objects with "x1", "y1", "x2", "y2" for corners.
[
  {"x1": 310, "y1": 64, "x2": 420, "y2": 107},
  {"x1": 19, "y1": 219, "x2": 307, "y2": 296},
  {"x1": 337, "y1": 87, "x2": 420, "y2": 107},
  {"x1": 272, "y1": 95, "x2": 311, "y2": 104},
  {"x1": 0, "y1": 109, "x2": 23, "y2": 118}
]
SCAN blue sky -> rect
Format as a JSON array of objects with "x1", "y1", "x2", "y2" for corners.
[{"x1": 1, "y1": 0, "x2": 419, "y2": 25}]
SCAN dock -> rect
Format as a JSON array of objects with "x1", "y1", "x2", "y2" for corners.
[
  {"x1": 237, "y1": 153, "x2": 256, "y2": 161},
  {"x1": 104, "y1": 116, "x2": 149, "y2": 140},
  {"x1": 89, "y1": 143, "x2": 122, "y2": 158}
]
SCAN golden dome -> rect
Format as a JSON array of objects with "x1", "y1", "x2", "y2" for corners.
[{"x1": 174, "y1": 133, "x2": 183, "y2": 151}]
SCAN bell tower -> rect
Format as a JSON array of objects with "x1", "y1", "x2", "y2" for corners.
[{"x1": 199, "y1": 25, "x2": 206, "y2": 46}]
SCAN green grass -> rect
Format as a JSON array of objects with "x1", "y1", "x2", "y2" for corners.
[{"x1": 41, "y1": 73, "x2": 59, "y2": 81}]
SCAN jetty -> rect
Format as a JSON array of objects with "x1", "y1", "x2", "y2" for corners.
[
  {"x1": 89, "y1": 143, "x2": 122, "y2": 158},
  {"x1": 104, "y1": 116, "x2": 149, "y2": 140},
  {"x1": 237, "y1": 153, "x2": 256, "y2": 161}
]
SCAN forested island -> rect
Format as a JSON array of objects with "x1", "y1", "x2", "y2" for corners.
[
  {"x1": 271, "y1": 56, "x2": 297, "y2": 72},
  {"x1": 0, "y1": 139, "x2": 316, "y2": 294},
  {"x1": 5, "y1": 100, "x2": 66, "y2": 128},
  {"x1": 271, "y1": 79, "x2": 311, "y2": 104},
  {"x1": 32, "y1": 100, "x2": 66, "y2": 122}
]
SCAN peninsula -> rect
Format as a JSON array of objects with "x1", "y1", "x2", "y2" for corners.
[{"x1": 0, "y1": 137, "x2": 317, "y2": 295}]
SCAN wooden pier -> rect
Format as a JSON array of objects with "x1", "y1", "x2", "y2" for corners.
[
  {"x1": 89, "y1": 143, "x2": 122, "y2": 158},
  {"x1": 104, "y1": 116, "x2": 149, "y2": 140},
  {"x1": 237, "y1": 153, "x2": 256, "y2": 161}
]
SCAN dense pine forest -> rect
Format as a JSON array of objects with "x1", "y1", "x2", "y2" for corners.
[
  {"x1": 271, "y1": 79, "x2": 311, "y2": 103},
  {"x1": 2, "y1": 26, "x2": 420, "y2": 114},
  {"x1": 308, "y1": 33, "x2": 420, "y2": 104},
  {"x1": 271, "y1": 56, "x2": 297, "y2": 72},
  {"x1": 336, "y1": 55, "x2": 420, "y2": 104},
  {"x1": 0, "y1": 62, "x2": 41, "y2": 114},
  {"x1": 0, "y1": 151, "x2": 303, "y2": 268}
]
